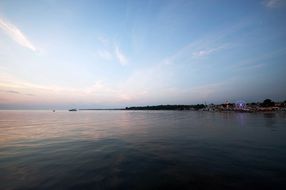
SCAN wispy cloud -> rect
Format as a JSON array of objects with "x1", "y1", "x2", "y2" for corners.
[
  {"x1": 97, "y1": 36, "x2": 110, "y2": 46},
  {"x1": 6, "y1": 90, "x2": 20, "y2": 94},
  {"x1": 95, "y1": 37, "x2": 128, "y2": 66},
  {"x1": 163, "y1": 41, "x2": 230, "y2": 65},
  {"x1": 115, "y1": 45, "x2": 128, "y2": 66},
  {"x1": 192, "y1": 45, "x2": 226, "y2": 58},
  {"x1": 163, "y1": 20, "x2": 251, "y2": 65},
  {"x1": 0, "y1": 17, "x2": 36, "y2": 51},
  {"x1": 95, "y1": 49, "x2": 113, "y2": 61},
  {"x1": 234, "y1": 47, "x2": 286, "y2": 69},
  {"x1": 263, "y1": 0, "x2": 283, "y2": 8},
  {"x1": 0, "y1": 72, "x2": 130, "y2": 105},
  {"x1": 0, "y1": 89, "x2": 34, "y2": 96}
]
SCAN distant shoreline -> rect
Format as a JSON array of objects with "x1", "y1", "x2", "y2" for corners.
[
  {"x1": 78, "y1": 103, "x2": 286, "y2": 112},
  {"x1": 79, "y1": 109, "x2": 124, "y2": 111}
]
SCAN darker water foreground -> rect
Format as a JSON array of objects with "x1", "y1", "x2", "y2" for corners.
[{"x1": 0, "y1": 110, "x2": 286, "y2": 190}]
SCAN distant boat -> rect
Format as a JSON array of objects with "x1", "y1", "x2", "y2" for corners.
[{"x1": 69, "y1": 109, "x2": 77, "y2": 111}]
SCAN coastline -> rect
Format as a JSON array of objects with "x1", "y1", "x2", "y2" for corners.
[{"x1": 77, "y1": 105, "x2": 285, "y2": 113}]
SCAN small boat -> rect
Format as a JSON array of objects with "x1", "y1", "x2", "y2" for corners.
[{"x1": 69, "y1": 109, "x2": 77, "y2": 111}]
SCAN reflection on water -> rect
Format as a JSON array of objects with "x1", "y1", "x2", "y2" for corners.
[
  {"x1": 0, "y1": 110, "x2": 286, "y2": 189},
  {"x1": 263, "y1": 113, "x2": 276, "y2": 128}
]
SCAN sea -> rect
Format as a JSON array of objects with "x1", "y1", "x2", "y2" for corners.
[{"x1": 0, "y1": 110, "x2": 286, "y2": 190}]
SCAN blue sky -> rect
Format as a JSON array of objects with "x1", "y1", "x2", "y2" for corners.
[{"x1": 0, "y1": 0, "x2": 286, "y2": 109}]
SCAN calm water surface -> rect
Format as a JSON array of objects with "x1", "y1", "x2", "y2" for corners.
[{"x1": 0, "y1": 110, "x2": 286, "y2": 189}]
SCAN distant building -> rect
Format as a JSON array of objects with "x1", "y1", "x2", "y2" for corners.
[{"x1": 225, "y1": 100, "x2": 229, "y2": 109}]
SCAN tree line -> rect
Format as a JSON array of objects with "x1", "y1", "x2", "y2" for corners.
[
  {"x1": 125, "y1": 104, "x2": 206, "y2": 110},
  {"x1": 125, "y1": 99, "x2": 286, "y2": 110}
]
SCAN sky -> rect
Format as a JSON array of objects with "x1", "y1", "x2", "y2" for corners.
[{"x1": 0, "y1": 0, "x2": 286, "y2": 109}]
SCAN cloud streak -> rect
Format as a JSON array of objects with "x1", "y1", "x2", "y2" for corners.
[
  {"x1": 0, "y1": 17, "x2": 36, "y2": 51},
  {"x1": 263, "y1": 0, "x2": 283, "y2": 8},
  {"x1": 95, "y1": 49, "x2": 113, "y2": 61},
  {"x1": 0, "y1": 72, "x2": 130, "y2": 105},
  {"x1": 163, "y1": 20, "x2": 251, "y2": 65},
  {"x1": 192, "y1": 46, "x2": 226, "y2": 58},
  {"x1": 95, "y1": 37, "x2": 129, "y2": 66},
  {"x1": 115, "y1": 45, "x2": 128, "y2": 65}
]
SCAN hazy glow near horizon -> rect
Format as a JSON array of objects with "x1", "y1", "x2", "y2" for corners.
[{"x1": 0, "y1": 0, "x2": 286, "y2": 109}]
